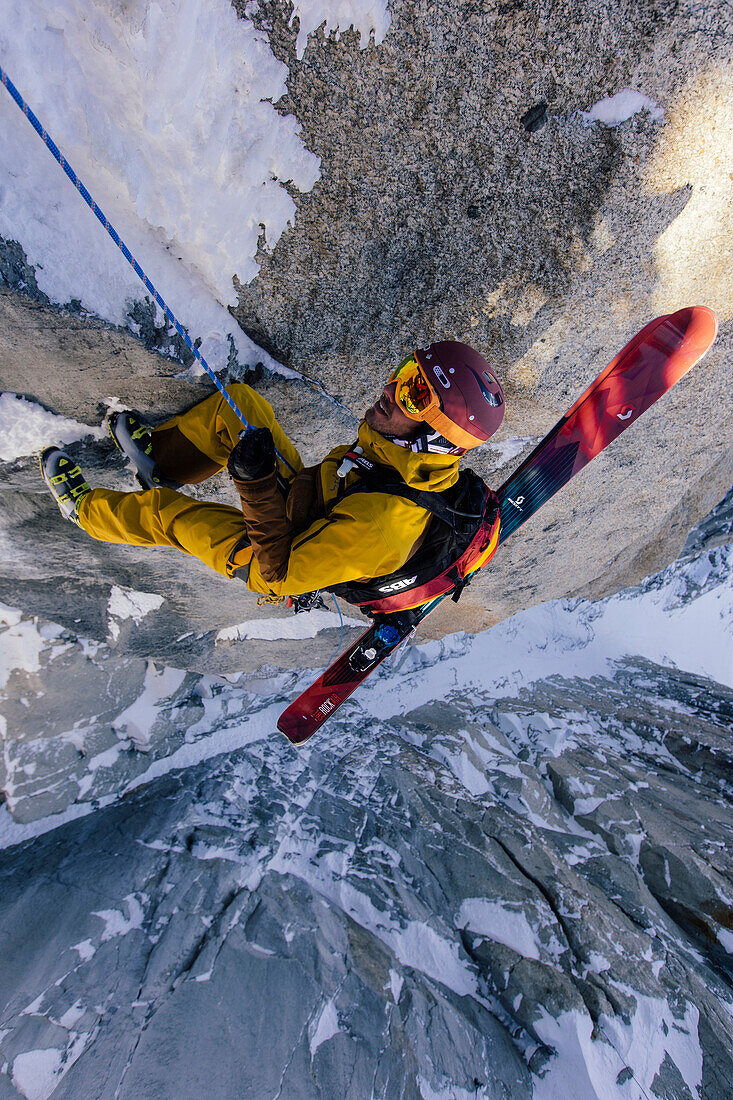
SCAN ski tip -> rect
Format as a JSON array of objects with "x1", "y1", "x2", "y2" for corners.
[
  {"x1": 666, "y1": 305, "x2": 719, "y2": 355},
  {"x1": 277, "y1": 710, "x2": 320, "y2": 747}
]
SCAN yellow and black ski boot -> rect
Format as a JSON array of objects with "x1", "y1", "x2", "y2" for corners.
[
  {"x1": 106, "y1": 410, "x2": 179, "y2": 490},
  {"x1": 39, "y1": 448, "x2": 92, "y2": 527}
]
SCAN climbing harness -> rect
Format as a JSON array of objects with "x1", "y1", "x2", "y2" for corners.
[{"x1": 0, "y1": 64, "x2": 296, "y2": 475}]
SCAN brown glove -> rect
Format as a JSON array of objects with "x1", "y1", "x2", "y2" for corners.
[{"x1": 231, "y1": 470, "x2": 291, "y2": 584}]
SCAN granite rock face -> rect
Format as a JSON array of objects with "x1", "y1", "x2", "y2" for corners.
[{"x1": 234, "y1": 0, "x2": 733, "y2": 621}]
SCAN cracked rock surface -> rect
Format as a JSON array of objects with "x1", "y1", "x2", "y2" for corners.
[{"x1": 0, "y1": 494, "x2": 731, "y2": 1097}]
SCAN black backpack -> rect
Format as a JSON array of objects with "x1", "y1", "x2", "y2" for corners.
[{"x1": 328, "y1": 451, "x2": 500, "y2": 613}]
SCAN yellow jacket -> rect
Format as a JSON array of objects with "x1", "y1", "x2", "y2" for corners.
[{"x1": 245, "y1": 421, "x2": 460, "y2": 598}]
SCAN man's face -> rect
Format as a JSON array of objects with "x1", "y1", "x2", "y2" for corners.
[{"x1": 364, "y1": 381, "x2": 421, "y2": 440}]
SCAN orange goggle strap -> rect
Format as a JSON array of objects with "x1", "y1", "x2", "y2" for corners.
[{"x1": 390, "y1": 354, "x2": 487, "y2": 450}]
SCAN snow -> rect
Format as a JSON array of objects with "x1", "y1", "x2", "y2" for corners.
[
  {"x1": 457, "y1": 899, "x2": 543, "y2": 961},
  {"x1": 580, "y1": 90, "x2": 664, "y2": 127},
  {"x1": 0, "y1": 6, "x2": 727, "y2": 1093},
  {"x1": 386, "y1": 920, "x2": 477, "y2": 997},
  {"x1": 417, "y1": 1078, "x2": 482, "y2": 1100},
  {"x1": 9, "y1": 1031, "x2": 94, "y2": 1099},
  {"x1": 216, "y1": 608, "x2": 363, "y2": 642},
  {"x1": 388, "y1": 968, "x2": 403, "y2": 1003},
  {"x1": 0, "y1": 619, "x2": 47, "y2": 691},
  {"x1": 0, "y1": 533, "x2": 728, "y2": 1095},
  {"x1": 58, "y1": 1003, "x2": 86, "y2": 1030},
  {"x1": 362, "y1": 545, "x2": 733, "y2": 725},
  {"x1": 0, "y1": 535, "x2": 730, "y2": 854},
  {"x1": 291, "y1": 0, "x2": 392, "y2": 60},
  {"x1": 0, "y1": 393, "x2": 105, "y2": 461},
  {"x1": 269, "y1": 825, "x2": 479, "y2": 996},
  {"x1": 71, "y1": 941, "x2": 96, "y2": 962},
  {"x1": 91, "y1": 893, "x2": 146, "y2": 942},
  {"x1": 309, "y1": 999, "x2": 341, "y2": 1055},
  {"x1": 0, "y1": 0, "x2": 321, "y2": 377},
  {"x1": 0, "y1": 613, "x2": 68, "y2": 691},
  {"x1": 107, "y1": 585, "x2": 164, "y2": 641},
  {"x1": 11, "y1": 1048, "x2": 63, "y2": 1100},
  {"x1": 0, "y1": 603, "x2": 22, "y2": 627},
  {"x1": 484, "y1": 436, "x2": 536, "y2": 467},
  {"x1": 123, "y1": 698, "x2": 284, "y2": 793},
  {"x1": 532, "y1": 997, "x2": 702, "y2": 1100},
  {"x1": 107, "y1": 586, "x2": 164, "y2": 624},
  {"x1": 110, "y1": 661, "x2": 186, "y2": 750},
  {"x1": 21, "y1": 994, "x2": 46, "y2": 1017},
  {"x1": 717, "y1": 928, "x2": 733, "y2": 954}
]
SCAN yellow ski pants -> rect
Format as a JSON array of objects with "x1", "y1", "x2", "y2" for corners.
[{"x1": 77, "y1": 385, "x2": 303, "y2": 578}]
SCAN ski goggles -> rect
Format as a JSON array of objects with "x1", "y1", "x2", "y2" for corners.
[
  {"x1": 388, "y1": 355, "x2": 441, "y2": 420},
  {"x1": 388, "y1": 353, "x2": 485, "y2": 451}
]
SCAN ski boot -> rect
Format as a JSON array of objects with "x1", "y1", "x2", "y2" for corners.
[
  {"x1": 39, "y1": 447, "x2": 92, "y2": 527},
  {"x1": 106, "y1": 411, "x2": 180, "y2": 490}
]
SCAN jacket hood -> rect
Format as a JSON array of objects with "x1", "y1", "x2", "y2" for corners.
[{"x1": 357, "y1": 421, "x2": 460, "y2": 493}]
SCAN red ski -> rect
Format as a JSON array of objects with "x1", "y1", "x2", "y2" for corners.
[{"x1": 277, "y1": 307, "x2": 718, "y2": 746}]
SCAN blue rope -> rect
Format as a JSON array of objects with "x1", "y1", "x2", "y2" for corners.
[{"x1": 0, "y1": 64, "x2": 296, "y2": 475}]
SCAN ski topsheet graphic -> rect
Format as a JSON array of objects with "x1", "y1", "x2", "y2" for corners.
[
  {"x1": 496, "y1": 307, "x2": 717, "y2": 545},
  {"x1": 277, "y1": 307, "x2": 718, "y2": 745}
]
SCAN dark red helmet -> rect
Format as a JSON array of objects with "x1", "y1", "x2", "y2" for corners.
[{"x1": 390, "y1": 341, "x2": 504, "y2": 452}]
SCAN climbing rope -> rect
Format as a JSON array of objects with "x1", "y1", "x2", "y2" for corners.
[{"x1": 0, "y1": 64, "x2": 296, "y2": 475}]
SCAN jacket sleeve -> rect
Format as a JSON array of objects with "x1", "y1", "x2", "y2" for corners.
[{"x1": 244, "y1": 493, "x2": 429, "y2": 598}]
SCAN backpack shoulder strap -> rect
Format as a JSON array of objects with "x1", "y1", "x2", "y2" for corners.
[{"x1": 335, "y1": 450, "x2": 460, "y2": 527}]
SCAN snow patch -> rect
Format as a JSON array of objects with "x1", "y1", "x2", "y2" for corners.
[
  {"x1": 111, "y1": 661, "x2": 186, "y2": 750},
  {"x1": 21, "y1": 994, "x2": 45, "y2": 1017},
  {"x1": 417, "y1": 1077, "x2": 481, "y2": 1100},
  {"x1": 0, "y1": 609, "x2": 68, "y2": 691},
  {"x1": 216, "y1": 609, "x2": 363, "y2": 642},
  {"x1": 388, "y1": 968, "x2": 403, "y2": 1003},
  {"x1": 58, "y1": 1002, "x2": 86, "y2": 1030},
  {"x1": 11, "y1": 1048, "x2": 63, "y2": 1100},
  {"x1": 457, "y1": 898, "x2": 544, "y2": 961},
  {"x1": 580, "y1": 89, "x2": 664, "y2": 127},
  {"x1": 71, "y1": 940, "x2": 95, "y2": 962},
  {"x1": 107, "y1": 585, "x2": 164, "y2": 640},
  {"x1": 308, "y1": 999, "x2": 341, "y2": 1055},
  {"x1": 290, "y1": 0, "x2": 391, "y2": 60},
  {"x1": 0, "y1": 393, "x2": 104, "y2": 461},
  {"x1": 389, "y1": 920, "x2": 477, "y2": 997},
  {"x1": 717, "y1": 928, "x2": 733, "y2": 954},
  {"x1": 485, "y1": 435, "x2": 536, "y2": 467},
  {"x1": 532, "y1": 996, "x2": 702, "y2": 1100},
  {"x1": 0, "y1": 603, "x2": 23, "y2": 627},
  {"x1": 91, "y1": 893, "x2": 146, "y2": 942}
]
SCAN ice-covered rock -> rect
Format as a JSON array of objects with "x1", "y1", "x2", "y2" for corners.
[{"x1": 0, "y1": 493, "x2": 730, "y2": 1097}]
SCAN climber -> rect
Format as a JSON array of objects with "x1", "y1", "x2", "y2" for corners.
[{"x1": 39, "y1": 342, "x2": 504, "y2": 602}]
